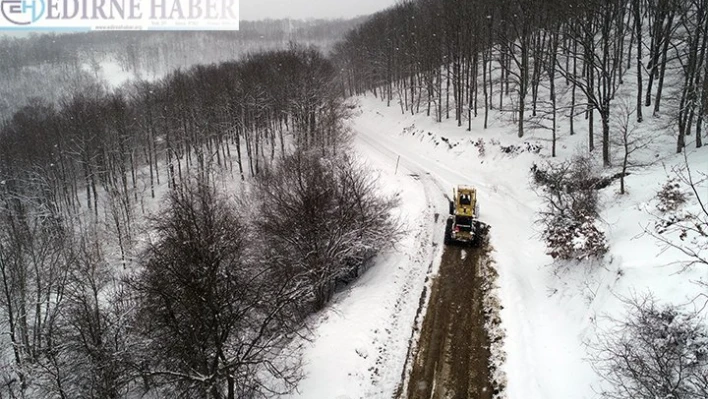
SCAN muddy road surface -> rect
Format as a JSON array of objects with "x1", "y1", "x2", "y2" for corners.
[{"x1": 403, "y1": 243, "x2": 493, "y2": 399}]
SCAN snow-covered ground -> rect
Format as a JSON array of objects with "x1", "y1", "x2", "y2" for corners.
[
  {"x1": 90, "y1": 54, "x2": 706, "y2": 399},
  {"x1": 289, "y1": 91, "x2": 706, "y2": 399}
]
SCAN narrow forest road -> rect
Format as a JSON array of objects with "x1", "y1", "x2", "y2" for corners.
[
  {"x1": 354, "y1": 125, "x2": 494, "y2": 399},
  {"x1": 404, "y1": 244, "x2": 493, "y2": 399}
]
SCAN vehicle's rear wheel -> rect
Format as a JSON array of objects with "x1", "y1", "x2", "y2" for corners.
[
  {"x1": 444, "y1": 219, "x2": 453, "y2": 245},
  {"x1": 471, "y1": 221, "x2": 488, "y2": 247}
]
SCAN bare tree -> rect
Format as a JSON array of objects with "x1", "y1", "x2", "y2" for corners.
[
  {"x1": 254, "y1": 151, "x2": 400, "y2": 310},
  {"x1": 0, "y1": 177, "x2": 72, "y2": 396},
  {"x1": 589, "y1": 294, "x2": 708, "y2": 399},
  {"x1": 532, "y1": 154, "x2": 609, "y2": 261},
  {"x1": 556, "y1": 0, "x2": 626, "y2": 166},
  {"x1": 611, "y1": 104, "x2": 657, "y2": 194},
  {"x1": 131, "y1": 178, "x2": 304, "y2": 399},
  {"x1": 38, "y1": 227, "x2": 133, "y2": 399},
  {"x1": 648, "y1": 152, "x2": 708, "y2": 269}
]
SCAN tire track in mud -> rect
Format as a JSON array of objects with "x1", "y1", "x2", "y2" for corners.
[
  {"x1": 403, "y1": 244, "x2": 493, "y2": 399},
  {"x1": 393, "y1": 172, "x2": 445, "y2": 398},
  {"x1": 354, "y1": 127, "x2": 495, "y2": 399}
]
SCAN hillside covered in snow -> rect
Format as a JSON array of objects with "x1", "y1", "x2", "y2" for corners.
[
  {"x1": 0, "y1": 0, "x2": 707, "y2": 398},
  {"x1": 324, "y1": 0, "x2": 708, "y2": 397}
]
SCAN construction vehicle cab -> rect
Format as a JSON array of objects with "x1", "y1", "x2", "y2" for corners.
[{"x1": 445, "y1": 185, "x2": 483, "y2": 246}]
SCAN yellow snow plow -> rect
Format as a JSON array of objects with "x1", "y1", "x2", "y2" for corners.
[{"x1": 444, "y1": 185, "x2": 487, "y2": 246}]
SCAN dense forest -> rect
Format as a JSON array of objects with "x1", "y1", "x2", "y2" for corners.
[
  {"x1": 0, "y1": 44, "x2": 397, "y2": 397},
  {"x1": 1, "y1": 0, "x2": 708, "y2": 397},
  {"x1": 334, "y1": 0, "x2": 707, "y2": 161}
]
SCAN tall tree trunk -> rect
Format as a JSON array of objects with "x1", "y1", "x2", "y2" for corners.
[
  {"x1": 570, "y1": 39, "x2": 577, "y2": 135},
  {"x1": 483, "y1": 49, "x2": 489, "y2": 129},
  {"x1": 589, "y1": 108, "x2": 595, "y2": 152},
  {"x1": 601, "y1": 108, "x2": 611, "y2": 166},
  {"x1": 645, "y1": 4, "x2": 665, "y2": 107},
  {"x1": 634, "y1": 0, "x2": 644, "y2": 122},
  {"x1": 653, "y1": 13, "x2": 674, "y2": 116}
]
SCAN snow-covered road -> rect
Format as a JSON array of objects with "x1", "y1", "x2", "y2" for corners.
[
  {"x1": 290, "y1": 94, "x2": 701, "y2": 399},
  {"x1": 355, "y1": 118, "x2": 496, "y2": 398},
  {"x1": 350, "y1": 98, "x2": 597, "y2": 399},
  {"x1": 290, "y1": 97, "x2": 590, "y2": 399}
]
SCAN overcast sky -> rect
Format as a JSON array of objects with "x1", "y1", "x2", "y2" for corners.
[
  {"x1": 240, "y1": 0, "x2": 400, "y2": 20},
  {"x1": 0, "y1": 0, "x2": 399, "y2": 37}
]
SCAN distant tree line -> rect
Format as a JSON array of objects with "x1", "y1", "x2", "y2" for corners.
[
  {"x1": 333, "y1": 0, "x2": 708, "y2": 161},
  {"x1": 0, "y1": 18, "x2": 364, "y2": 120},
  {"x1": 0, "y1": 18, "x2": 364, "y2": 77}
]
